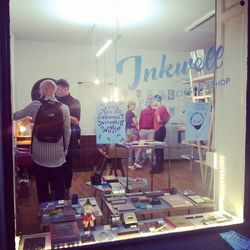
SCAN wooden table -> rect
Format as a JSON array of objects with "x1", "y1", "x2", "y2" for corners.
[
  {"x1": 101, "y1": 192, "x2": 215, "y2": 224},
  {"x1": 118, "y1": 141, "x2": 169, "y2": 191}
]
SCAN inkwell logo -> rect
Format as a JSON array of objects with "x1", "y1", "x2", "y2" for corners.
[
  {"x1": 116, "y1": 45, "x2": 224, "y2": 90},
  {"x1": 190, "y1": 112, "x2": 204, "y2": 130}
]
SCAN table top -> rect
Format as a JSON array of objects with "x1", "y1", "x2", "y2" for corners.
[
  {"x1": 102, "y1": 192, "x2": 215, "y2": 216},
  {"x1": 87, "y1": 177, "x2": 149, "y2": 193},
  {"x1": 118, "y1": 141, "x2": 169, "y2": 150}
]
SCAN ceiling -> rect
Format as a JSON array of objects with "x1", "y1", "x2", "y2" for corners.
[{"x1": 10, "y1": 0, "x2": 216, "y2": 52}]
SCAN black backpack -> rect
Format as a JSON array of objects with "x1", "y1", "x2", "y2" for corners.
[{"x1": 32, "y1": 99, "x2": 65, "y2": 145}]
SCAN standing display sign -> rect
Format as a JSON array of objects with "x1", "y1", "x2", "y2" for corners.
[
  {"x1": 185, "y1": 102, "x2": 211, "y2": 141},
  {"x1": 96, "y1": 102, "x2": 125, "y2": 144}
]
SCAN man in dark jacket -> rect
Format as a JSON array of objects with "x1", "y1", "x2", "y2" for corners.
[{"x1": 56, "y1": 79, "x2": 81, "y2": 198}]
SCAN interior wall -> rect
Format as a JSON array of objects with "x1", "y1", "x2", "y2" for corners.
[{"x1": 14, "y1": 39, "x2": 197, "y2": 134}]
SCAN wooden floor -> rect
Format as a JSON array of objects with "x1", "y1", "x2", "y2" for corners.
[{"x1": 15, "y1": 159, "x2": 213, "y2": 235}]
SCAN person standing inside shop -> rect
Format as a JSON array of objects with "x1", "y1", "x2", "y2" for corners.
[
  {"x1": 125, "y1": 101, "x2": 139, "y2": 170},
  {"x1": 56, "y1": 79, "x2": 81, "y2": 199},
  {"x1": 134, "y1": 97, "x2": 155, "y2": 168},
  {"x1": 150, "y1": 95, "x2": 170, "y2": 174},
  {"x1": 13, "y1": 79, "x2": 71, "y2": 204}
]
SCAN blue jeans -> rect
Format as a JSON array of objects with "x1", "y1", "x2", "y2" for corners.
[{"x1": 153, "y1": 127, "x2": 166, "y2": 171}]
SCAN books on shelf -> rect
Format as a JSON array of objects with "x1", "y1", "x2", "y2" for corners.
[
  {"x1": 161, "y1": 194, "x2": 193, "y2": 208},
  {"x1": 50, "y1": 221, "x2": 80, "y2": 245}
]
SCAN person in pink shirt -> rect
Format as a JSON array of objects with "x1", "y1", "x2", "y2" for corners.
[{"x1": 150, "y1": 95, "x2": 170, "y2": 174}]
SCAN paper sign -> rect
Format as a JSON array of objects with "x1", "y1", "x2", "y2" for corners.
[
  {"x1": 185, "y1": 102, "x2": 211, "y2": 141},
  {"x1": 96, "y1": 102, "x2": 125, "y2": 144},
  {"x1": 220, "y1": 230, "x2": 250, "y2": 249}
]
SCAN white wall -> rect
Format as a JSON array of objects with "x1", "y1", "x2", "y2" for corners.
[{"x1": 14, "y1": 40, "x2": 194, "y2": 134}]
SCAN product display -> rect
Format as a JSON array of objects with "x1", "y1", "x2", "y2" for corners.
[
  {"x1": 112, "y1": 203, "x2": 136, "y2": 212},
  {"x1": 161, "y1": 194, "x2": 194, "y2": 208},
  {"x1": 50, "y1": 221, "x2": 80, "y2": 245}
]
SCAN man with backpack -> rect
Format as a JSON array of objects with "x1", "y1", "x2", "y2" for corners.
[
  {"x1": 55, "y1": 79, "x2": 81, "y2": 199},
  {"x1": 13, "y1": 79, "x2": 71, "y2": 204}
]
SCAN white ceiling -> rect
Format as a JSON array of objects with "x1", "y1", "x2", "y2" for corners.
[{"x1": 10, "y1": 0, "x2": 215, "y2": 52}]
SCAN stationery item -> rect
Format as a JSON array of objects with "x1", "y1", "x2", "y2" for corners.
[
  {"x1": 94, "y1": 231, "x2": 114, "y2": 241},
  {"x1": 116, "y1": 228, "x2": 140, "y2": 238},
  {"x1": 161, "y1": 194, "x2": 193, "y2": 208},
  {"x1": 165, "y1": 216, "x2": 194, "y2": 228},
  {"x1": 201, "y1": 213, "x2": 232, "y2": 225},
  {"x1": 150, "y1": 196, "x2": 162, "y2": 205},
  {"x1": 111, "y1": 199, "x2": 127, "y2": 205},
  {"x1": 50, "y1": 221, "x2": 80, "y2": 245},
  {"x1": 105, "y1": 196, "x2": 127, "y2": 203},
  {"x1": 144, "y1": 191, "x2": 164, "y2": 197},
  {"x1": 220, "y1": 230, "x2": 250, "y2": 250},
  {"x1": 81, "y1": 233, "x2": 95, "y2": 243},
  {"x1": 119, "y1": 177, "x2": 148, "y2": 191},
  {"x1": 23, "y1": 236, "x2": 45, "y2": 250},
  {"x1": 63, "y1": 206, "x2": 76, "y2": 219},
  {"x1": 110, "y1": 182, "x2": 126, "y2": 196},
  {"x1": 112, "y1": 203, "x2": 136, "y2": 212},
  {"x1": 71, "y1": 193, "x2": 79, "y2": 205},
  {"x1": 103, "y1": 175, "x2": 118, "y2": 183},
  {"x1": 180, "y1": 189, "x2": 197, "y2": 196},
  {"x1": 110, "y1": 214, "x2": 121, "y2": 227},
  {"x1": 101, "y1": 182, "x2": 112, "y2": 193},
  {"x1": 134, "y1": 202, "x2": 147, "y2": 209},
  {"x1": 130, "y1": 195, "x2": 150, "y2": 203},
  {"x1": 123, "y1": 212, "x2": 138, "y2": 227}
]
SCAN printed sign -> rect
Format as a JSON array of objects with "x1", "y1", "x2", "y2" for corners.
[
  {"x1": 96, "y1": 102, "x2": 125, "y2": 144},
  {"x1": 185, "y1": 102, "x2": 211, "y2": 141}
]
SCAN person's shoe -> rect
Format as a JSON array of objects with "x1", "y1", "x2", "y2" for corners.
[
  {"x1": 149, "y1": 169, "x2": 162, "y2": 174},
  {"x1": 134, "y1": 163, "x2": 143, "y2": 169},
  {"x1": 128, "y1": 165, "x2": 135, "y2": 170}
]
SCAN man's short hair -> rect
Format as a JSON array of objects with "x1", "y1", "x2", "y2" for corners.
[
  {"x1": 39, "y1": 79, "x2": 57, "y2": 97},
  {"x1": 56, "y1": 79, "x2": 70, "y2": 88},
  {"x1": 153, "y1": 94, "x2": 162, "y2": 102}
]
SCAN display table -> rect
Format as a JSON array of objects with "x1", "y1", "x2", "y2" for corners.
[
  {"x1": 101, "y1": 192, "x2": 215, "y2": 224},
  {"x1": 118, "y1": 141, "x2": 169, "y2": 191},
  {"x1": 18, "y1": 211, "x2": 238, "y2": 250},
  {"x1": 86, "y1": 177, "x2": 148, "y2": 197}
]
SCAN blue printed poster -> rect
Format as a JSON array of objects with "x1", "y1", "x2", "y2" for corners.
[
  {"x1": 185, "y1": 102, "x2": 211, "y2": 141},
  {"x1": 96, "y1": 102, "x2": 125, "y2": 144}
]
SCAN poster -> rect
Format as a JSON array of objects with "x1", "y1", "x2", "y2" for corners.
[
  {"x1": 185, "y1": 102, "x2": 211, "y2": 141},
  {"x1": 96, "y1": 102, "x2": 125, "y2": 144}
]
